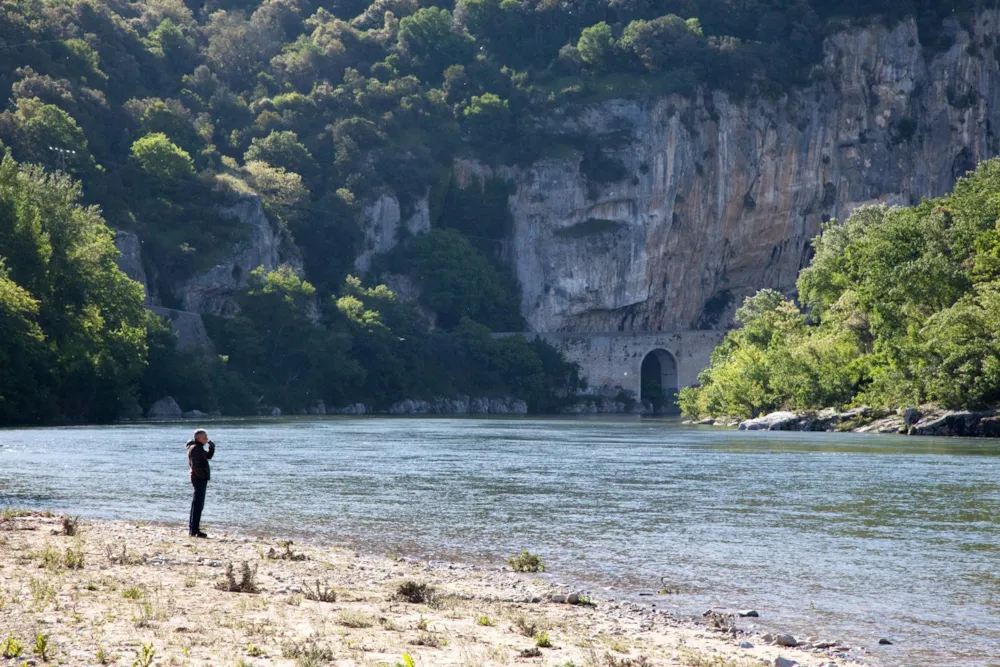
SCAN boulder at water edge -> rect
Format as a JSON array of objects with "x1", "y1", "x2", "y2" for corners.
[
  {"x1": 146, "y1": 396, "x2": 182, "y2": 418},
  {"x1": 739, "y1": 411, "x2": 801, "y2": 431}
]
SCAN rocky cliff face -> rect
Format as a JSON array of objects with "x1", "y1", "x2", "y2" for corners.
[
  {"x1": 355, "y1": 192, "x2": 431, "y2": 272},
  {"x1": 115, "y1": 194, "x2": 301, "y2": 351},
  {"x1": 178, "y1": 196, "x2": 301, "y2": 316},
  {"x1": 486, "y1": 12, "x2": 1000, "y2": 333}
]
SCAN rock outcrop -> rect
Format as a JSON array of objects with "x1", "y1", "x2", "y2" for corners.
[
  {"x1": 355, "y1": 192, "x2": 431, "y2": 272},
  {"x1": 909, "y1": 410, "x2": 1000, "y2": 437},
  {"x1": 739, "y1": 411, "x2": 802, "y2": 431},
  {"x1": 114, "y1": 230, "x2": 153, "y2": 306},
  {"x1": 149, "y1": 307, "x2": 213, "y2": 351},
  {"x1": 178, "y1": 195, "x2": 301, "y2": 317},
  {"x1": 461, "y1": 13, "x2": 1000, "y2": 334},
  {"x1": 386, "y1": 397, "x2": 528, "y2": 415},
  {"x1": 146, "y1": 396, "x2": 182, "y2": 418}
]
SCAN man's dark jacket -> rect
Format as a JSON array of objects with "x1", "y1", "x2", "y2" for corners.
[{"x1": 186, "y1": 440, "x2": 215, "y2": 482}]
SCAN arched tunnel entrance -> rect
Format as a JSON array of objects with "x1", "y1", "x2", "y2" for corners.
[{"x1": 640, "y1": 349, "x2": 679, "y2": 413}]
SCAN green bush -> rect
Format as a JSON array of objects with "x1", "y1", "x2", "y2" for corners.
[
  {"x1": 131, "y1": 133, "x2": 194, "y2": 180},
  {"x1": 683, "y1": 159, "x2": 1000, "y2": 417}
]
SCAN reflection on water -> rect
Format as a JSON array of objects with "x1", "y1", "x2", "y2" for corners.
[{"x1": 2, "y1": 417, "x2": 999, "y2": 666}]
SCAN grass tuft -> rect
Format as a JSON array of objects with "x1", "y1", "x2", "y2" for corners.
[
  {"x1": 302, "y1": 580, "x2": 336, "y2": 603},
  {"x1": 337, "y1": 610, "x2": 374, "y2": 628},
  {"x1": 217, "y1": 562, "x2": 259, "y2": 594}
]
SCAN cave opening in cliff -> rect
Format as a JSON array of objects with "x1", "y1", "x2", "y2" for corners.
[{"x1": 641, "y1": 349, "x2": 679, "y2": 414}]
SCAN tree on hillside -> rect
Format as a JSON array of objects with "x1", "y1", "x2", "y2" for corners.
[
  {"x1": 131, "y1": 132, "x2": 195, "y2": 180},
  {"x1": 397, "y1": 7, "x2": 475, "y2": 81},
  {"x1": 0, "y1": 154, "x2": 148, "y2": 423}
]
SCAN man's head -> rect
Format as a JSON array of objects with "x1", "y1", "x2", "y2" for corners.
[{"x1": 194, "y1": 429, "x2": 208, "y2": 444}]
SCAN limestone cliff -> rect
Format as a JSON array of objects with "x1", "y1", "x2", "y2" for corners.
[
  {"x1": 115, "y1": 194, "x2": 301, "y2": 350},
  {"x1": 355, "y1": 192, "x2": 431, "y2": 272},
  {"x1": 177, "y1": 196, "x2": 301, "y2": 316},
  {"x1": 474, "y1": 13, "x2": 1000, "y2": 333}
]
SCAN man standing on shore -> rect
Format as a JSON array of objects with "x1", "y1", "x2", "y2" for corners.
[{"x1": 186, "y1": 429, "x2": 215, "y2": 538}]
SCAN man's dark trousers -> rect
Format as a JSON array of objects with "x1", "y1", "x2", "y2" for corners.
[{"x1": 189, "y1": 478, "x2": 208, "y2": 536}]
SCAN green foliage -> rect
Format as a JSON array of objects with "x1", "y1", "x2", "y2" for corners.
[
  {"x1": 33, "y1": 633, "x2": 49, "y2": 662},
  {"x1": 398, "y1": 7, "x2": 474, "y2": 81},
  {"x1": 577, "y1": 22, "x2": 617, "y2": 70},
  {"x1": 684, "y1": 159, "x2": 1000, "y2": 418},
  {"x1": 131, "y1": 133, "x2": 194, "y2": 180},
  {"x1": 461, "y1": 93, "x2": 513, "y2": 150},
  {"x1": 508, "y1": 550, "x2": 545, "y2": 572},
  {"x1": 2, "y1": 636, "x2": 22, "y2": 659},
  {"x1": 244, "y1": 131, "x2": 315, "y2": 181},
  {"x1": 132, "y1": 643, "x2": 155, "y2": 667},
  {"x1": 0, "y1": 154, "x2": 148, "y2": 424},
  {"x1": 409, "y1": 229, "x2": 523, "y2": 331}
]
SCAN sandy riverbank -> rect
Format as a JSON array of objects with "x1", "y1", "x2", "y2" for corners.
[{"x1": 0, "y1": 513, "x2": 860, "y2": 667}]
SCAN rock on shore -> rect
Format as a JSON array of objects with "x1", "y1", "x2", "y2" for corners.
[
  {"x1": 386, "y1": 396, "x2": 529, "y2": 415},
  {"x1": 717, "y1": 406, "x2": 1000, "y2": 437}
]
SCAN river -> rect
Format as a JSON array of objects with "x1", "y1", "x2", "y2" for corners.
[{"x1": 1, "y1": 417, "x2": 998, "y2": 665}]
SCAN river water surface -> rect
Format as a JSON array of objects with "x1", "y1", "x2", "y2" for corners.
[{"x1": 2, "y1": 418, "x2": 998, "y2": 666}]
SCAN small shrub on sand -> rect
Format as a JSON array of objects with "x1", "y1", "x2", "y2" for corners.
[
  {"x1": 508, "y1": 550, "x2": 545, "y2": 572},
  {"x1": 217, "y1": 562, "x2": 259, "y2": 594},
  {"x1": 409, "y1": 632, "x2": 445, "y2": 648},
  {"x1": 64, "y1": 547, "x2": 84, "y2": 570},
  {"x1": 534, "y1": 631, "x2": 553, "y2": 648},
  {"x1": 35, "y1": 545, "x2": 62, "y2": 571},
  {"x1": 246, "y1": 643, "x2": 266, "y2": 657},
  {"x1": 2, "y1": 637, "x2": 23, "y2": 658},
  {"x1": 132, "y1": 643, "x2": 155, "y2": 667},
  {"x1": 132, "y1": 600, "x2": 157, "y2": 628},
  {"x1": 337, "y1": 611, "x2": 374, "y2": 628},
  {"x1": 302, "y1": 580, "x2": 336, "y2": 603},
  {"x1": 396, "y1": 580, "x2": 435, "y2": 604},
  {"x1": 513, "y1": 615, "x2": 540, "y2": 637},
  {"x1": 60, "y1": 516, "x2": 79, "y2": 536},
  {"x1": 95, "y1": 645, "x2": 110, "y2": 664},
  {"x1": 605, "y1": 654, "x2": 651, "y2": 667},
  {"x1": 476, "y1": 615, "x2": 496, "y2": 626},
  {"x1": 104, "y1": 543, "x2": 143, "y2": 565},
  {"x1": 282, "y1": 637, "x2": 335, "y2": 662},
  {"x1": 676, "y1": 650, "x2": 754, "y2": 667},
  {"x1": 28, "y1": 577, "x2": 56, "y2": 607},
  {"x1": 267, "y1": 540, "x2": 307, "y2": 561},
  {"x1": 33, "y1": 633, "x2": 49, "y2": 661}
]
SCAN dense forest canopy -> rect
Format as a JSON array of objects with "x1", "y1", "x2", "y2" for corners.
[
  {"x1": 0, "y1": 0, "x2": 987, "y2": 423},
  {"x1": 679, "y1": 159, "x2": 1000, "y2": 420}
]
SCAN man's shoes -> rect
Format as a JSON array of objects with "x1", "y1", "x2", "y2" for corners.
[{"x1": 195, "y1": 531, "x2": 208, "y2": 538}]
